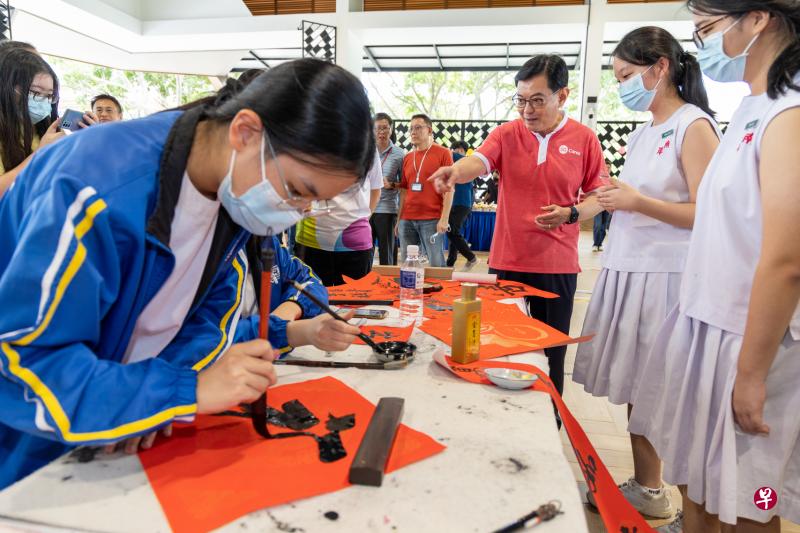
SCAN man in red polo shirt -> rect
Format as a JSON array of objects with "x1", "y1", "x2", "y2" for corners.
[
  {"x1": 430, "y1": 55, "x2": 607, "y2": 396},
  {"x1": 396, "y1": 113, "x2": 453, "y2": 267}
]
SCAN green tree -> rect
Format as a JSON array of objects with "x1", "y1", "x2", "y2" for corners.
[{"x1": 44, "y1": 55, "x2": 215, "y2": 119}]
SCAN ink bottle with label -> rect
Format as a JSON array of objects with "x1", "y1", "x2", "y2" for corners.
[{"x1": 451, "y1": 282, "x2": 481, "y2": 364}]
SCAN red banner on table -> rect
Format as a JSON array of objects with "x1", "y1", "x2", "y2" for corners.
[
  {"x1": 433, "y1": 354, "x2": 655, "y2": 533},
  {"x1": 139, "y1": 377, "x2": 445, "y2": 533},
  {"x1": 420, "y1": 300, "x2": 588, "y2": 359}
]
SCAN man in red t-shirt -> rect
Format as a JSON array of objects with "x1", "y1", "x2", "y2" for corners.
[
  {"x1": 430, "y1": 55, "x2": 608, "y2": 396},
  {"x1": 396, "y1": 114, "x2": 453, "y2": 267}
]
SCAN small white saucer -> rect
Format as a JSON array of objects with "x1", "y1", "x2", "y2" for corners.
[{"x1": 483, "y1": 368, "x2": 538, "y2": 390}]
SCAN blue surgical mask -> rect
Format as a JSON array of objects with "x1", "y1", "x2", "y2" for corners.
[
  {"x1": 618, "y1": 65, "x2": 662, "y2": 112},
  {"x1": 697, "y1": 18, "x2": 760, "y2": 83},
  {"x1": 218, "y1": 134, "x2": 304, "y2": 235},
  {"x1": 27, "y1": 95, "x2": 51, "y2": 124}
]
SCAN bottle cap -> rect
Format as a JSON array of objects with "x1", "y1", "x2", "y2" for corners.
[
  {"x1": 406, "y1": 245, "x2": 419, "y2": 256},
  {"x1": 461, "y1": 282, "x2": 478, "y2": 300}
]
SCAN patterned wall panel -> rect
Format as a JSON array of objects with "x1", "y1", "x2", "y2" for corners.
[
  {"x1": 302, "y1": 20, "x2": 336, "y2": 64},
  {"x1": 0, "y1": 2, "x2": 12, "y2": 41},
  {"x1": 393, "y1": 119, "x2": 504, "y2": 151},
  {"x1": 391, "y1": 118, "x2": 727, "y2": 178}
]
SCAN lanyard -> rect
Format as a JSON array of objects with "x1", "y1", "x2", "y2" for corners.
[
  {"x1": 412, "y1": 145, "x2": 432, "y2": 183},
  {"x1": 380, "y1": 149, "x2": 391, "y2": 168}
]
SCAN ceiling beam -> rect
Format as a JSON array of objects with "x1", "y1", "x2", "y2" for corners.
[
  {"x1": 432, "y1": 44, "x2": 444, "y2": 70},
  {"x1": 364, "y1": 45, "x2": 382, "y2": 72},
  {"x1": 249, "y1": 50, "x2": 270, "y2": 69}
]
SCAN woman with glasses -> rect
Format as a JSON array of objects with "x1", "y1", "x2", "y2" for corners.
[
  {"x1": 294, "y1": 149, "x2": 383, "y2": 286},
  {"x1": 0, "y1": 58, "x2": 375, "y2": 489},
  {"x1": 0, "y1": 48, "x2": 64, "y2": 197},
  {"x1": 628, "y1": 2, "x2": 800, "y2": 532},
  {"x1": 573, "y1": 26, "x2": 720, "y2": 522}
]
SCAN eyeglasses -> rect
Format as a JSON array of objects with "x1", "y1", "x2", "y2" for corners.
[
  {"x1": 263, "y1": 131, "x2": 331, "y2": 217},
  {"x1": 375, "y1": 125, "x2": 391, "y2": 132},
  {"x1": 692, "y1": 15, "x2": 734, "y2": 49},
  {"x1": 512, "y1": 92, "x2": 557, "y2": 109},
  {"x1": 409, "y1": 125, "x2": 430, "y2": 133},
  {"x1": 28, "y1": 89, "x2": 57, "y2": 105}
]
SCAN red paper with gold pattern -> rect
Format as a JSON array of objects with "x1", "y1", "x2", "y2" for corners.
[{"x1": 419, "y1": 300, "x2": 579, "y2": 359}]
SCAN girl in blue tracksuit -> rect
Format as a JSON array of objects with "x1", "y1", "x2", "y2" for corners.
[{"x1": 0, "y1": 59, "x2": 373, "y2": 488}]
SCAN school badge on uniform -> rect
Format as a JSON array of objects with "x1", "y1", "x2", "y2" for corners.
[
  {"x1": 656, "y1": 129, "x2": 674, "y2": 156},
  {"x1": 738, "y1": 120, "x2": 759, "y2": 151}
]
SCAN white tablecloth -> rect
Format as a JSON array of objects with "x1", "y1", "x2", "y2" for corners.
[{"x1": 0, "y1": 305, "x2": 587, "y2": 533}]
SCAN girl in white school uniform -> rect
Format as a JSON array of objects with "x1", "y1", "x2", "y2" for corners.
[
  {"x1": 573, "y1": 27, "x2": 721, "y2": 519},
  {"x1": 629, "y1": 1, "x2": 800, "y2": 532}
]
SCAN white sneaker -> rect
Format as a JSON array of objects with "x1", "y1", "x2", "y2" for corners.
[
  {"x1": 656, "y1": 510, "x2": 683, "y2": 533},
  {"x1": 592, "y1": 245, "x2": 600, "y2": 252},
  {"x1": 586, "y1": 477, "x2": 674, "y2": 519},
  {"x1": 461, "y1": 258, "x2": 478, "y2": 272}
]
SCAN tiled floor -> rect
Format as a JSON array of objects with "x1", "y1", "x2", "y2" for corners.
[{"x1": 446, "y1": 232, "x2": 800, "y2": 533}]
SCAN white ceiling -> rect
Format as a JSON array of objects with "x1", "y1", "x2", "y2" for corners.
[{"x1": 10, "y1": 0, "x2": 692, "y2": 75}]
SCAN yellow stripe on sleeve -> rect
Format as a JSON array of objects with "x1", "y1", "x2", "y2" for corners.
[
  {"x1": 1, "y1": 198, "x2": 198, "y2": 442},
  {"x1": 191, "y1": 256, "x2": 246, "y2": 372}
]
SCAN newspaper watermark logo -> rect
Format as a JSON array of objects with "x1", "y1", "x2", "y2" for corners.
[{"x1": 753, "y1": 487, "x2": 777, "y2": 511}]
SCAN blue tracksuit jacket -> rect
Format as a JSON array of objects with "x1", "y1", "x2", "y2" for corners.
[{"x1": 0, "y1": 110, "x2": 251, "y2": 488}]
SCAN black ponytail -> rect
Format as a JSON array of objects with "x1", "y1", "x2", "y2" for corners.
[
  {"x1": 179, "y1": 59, "x2": 375, "y2": 183},
  {"x1": 613, "y1": 26, "x2": 715, "y2": 118},
  {"x1": 687, "y1": 0, "x2": 800, "y2": 99}
]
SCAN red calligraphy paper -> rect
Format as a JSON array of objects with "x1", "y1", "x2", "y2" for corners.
[
  {"x1": 327, "y1": 272, "x2": 399, "y2": 302},
  {"x1": 437, "y1": 279, "x2": 558, "y2": 301},
  {"x1": 433, "y1": 354, "x2": 655, "y2": 533},
  {"x1": 139, "y1": 377, "x2": 445, "y2": 533},
  {"x1": 420, "y1": 300, "x2": 585, "y2": 359},
  {"x1": 354, "y1": 323, "x2": 414, "y2": 345}
]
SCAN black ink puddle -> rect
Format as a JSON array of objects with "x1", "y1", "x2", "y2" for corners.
[
  {"x1": 216, "y1": 400, "x2": 354, "y2": 462},
  {"x1": 68, "y1": 447, "x2": 101, "y2": 463}
]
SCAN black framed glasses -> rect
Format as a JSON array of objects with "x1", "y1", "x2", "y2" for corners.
[
  {"x1": 692, "y1": 15, "x2": 734, "y2": 49},
  {"x1": 512, "y1": 92, "x2": 557, "y2": 109},
  {"x1": 28, "y1": 89, "x2": 58, "y2": 105}
]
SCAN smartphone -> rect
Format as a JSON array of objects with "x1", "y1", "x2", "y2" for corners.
[
  {"x1": 353, "y1": 309, "x2": 387, "y2": 320},
  {"x1": 59, "y1": 109, "x2": 86, "y2": 133}
]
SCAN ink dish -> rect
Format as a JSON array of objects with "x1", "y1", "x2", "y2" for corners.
[{"x1": 484, "y1": 368, "x2": 538, "y2": 390}]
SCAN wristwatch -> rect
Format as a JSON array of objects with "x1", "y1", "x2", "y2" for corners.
[{"x1": 566, "y1": 206, "x2": 579, "y2": 225}]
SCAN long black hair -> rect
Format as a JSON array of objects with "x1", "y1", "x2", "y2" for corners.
[
  {"x1": 687, "y1": 0, "x2": 800, "y2": 99},
  {"x1": 0, "y1": 49, "x2": 59, "y2": 172},
  {"x1": 182, "y1": 59, "x2": 375, "y2": 183},
  {"x1": 613, "y1": 26, "x2": 715, "y2": 117}
]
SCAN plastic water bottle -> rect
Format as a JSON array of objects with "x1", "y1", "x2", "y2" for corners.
[{"x1": 399, "y1": 244, "x2": 424, "y2": 323}]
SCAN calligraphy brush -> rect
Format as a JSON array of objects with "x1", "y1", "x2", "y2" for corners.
[
  {"x1": 290, "y1": 281, "x2": 388, "y2": 354},
  {"x1": 251, "y1": 244, "x2": 275, "y2": 439},
  {"x1": 274, "y1": 359, "x2": 409, "y2": 370}
]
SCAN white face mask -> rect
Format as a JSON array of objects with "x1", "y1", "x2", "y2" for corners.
[
  {"x1": 697, "y1": 16, "x2": 760, "y2": 83},
  {"x1": 218, "y1": 134, "x2": 304, "y2": 236}
]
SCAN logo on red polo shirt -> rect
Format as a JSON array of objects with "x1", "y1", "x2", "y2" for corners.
[{"x1": 559, "y1": 145, "x2": 582, "y2": 156}]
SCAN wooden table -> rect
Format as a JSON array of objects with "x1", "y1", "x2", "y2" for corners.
[{"x1": 0, "y1": 306, "x2": 587, "y2": 533}]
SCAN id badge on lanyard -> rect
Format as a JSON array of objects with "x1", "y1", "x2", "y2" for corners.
[{"x1": 412, "y1": 146, "x2": 431, "y2": 193}]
